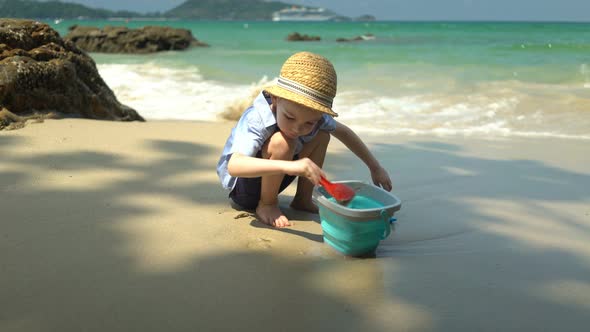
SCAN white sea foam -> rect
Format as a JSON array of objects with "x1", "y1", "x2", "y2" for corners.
[
  {"x1": 335, "y1": 91, "x2": 590, "y2": 140},
  {"x1": 97, "y1": 63, "x2": 590, "y2": 140},
  {"x1": 97, "y1": 63, "x2": 251, "y2": 121}
]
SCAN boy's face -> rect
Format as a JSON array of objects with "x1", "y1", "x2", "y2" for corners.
[{"x1": 272, "y1": 97, "x2": 323, "y2": 140}]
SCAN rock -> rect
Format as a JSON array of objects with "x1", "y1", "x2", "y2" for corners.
[
  {"x1": 65, "y1": 25, "x2": 209, "y2": 53},
  {"x1": 355, "y1": 15, "x2": 376, "y2": 22},
  {"x1": 336, "y1": 37, "x2": 362, "y2": 42},
  {"x1": 286, "y1": 32, "x2": 320, "y2": 42},
  {"x1": 336, "y1": 33, "x2": 376, "y2": 42},
  {"x1": 0, "y1": 19, "x2": 143, "y2": 130}
]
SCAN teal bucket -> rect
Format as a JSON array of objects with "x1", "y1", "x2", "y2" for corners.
[{"x1": 313, "y1": 181, "x2": 402, "y2": 256}]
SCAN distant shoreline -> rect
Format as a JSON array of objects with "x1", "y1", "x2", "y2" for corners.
[{"x1": 36, "y1": 18, "x2": 589, "y2": 24}]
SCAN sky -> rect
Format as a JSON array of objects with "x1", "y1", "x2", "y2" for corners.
[{"x1": 43, "y1": 0, "x2": 590, "y2": 21}]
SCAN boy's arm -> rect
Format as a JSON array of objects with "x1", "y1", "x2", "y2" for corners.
[
  {"x1": 227, "y1": 153, "x2": 325, "y2": 184},
  {"x1": 228, "y1": 153, "x2": 291, "y2": 177},
  {"x1": 331, "y1": 120, "x2": 393, "y2": 191}
]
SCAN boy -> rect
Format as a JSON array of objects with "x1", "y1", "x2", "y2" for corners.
[{"x1": 217, "y1": 52, "x2": 392, "y2": 228}]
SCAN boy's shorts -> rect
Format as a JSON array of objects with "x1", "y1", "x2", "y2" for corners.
[{"x1": 229, "y1": 153, "x2": 299, "y2": 210}]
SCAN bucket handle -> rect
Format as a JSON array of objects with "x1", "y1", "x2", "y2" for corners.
[{"x1": 380, "y1": 210, "x2": 392, "y2": 239}]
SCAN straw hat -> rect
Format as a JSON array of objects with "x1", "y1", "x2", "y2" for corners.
[{"x1": 265, "y1": 51, "x2": 338, "y2": 117}]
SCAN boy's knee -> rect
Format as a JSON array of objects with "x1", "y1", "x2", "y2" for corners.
[
  {"x1": 263, "y1": 132, "x2": 295, "y2": 159},
  {"x1": 315, "y1": 130, "x2": 331, "y2": 146}
]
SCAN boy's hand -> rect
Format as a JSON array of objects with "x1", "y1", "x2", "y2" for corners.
[
  {"x1": 370, "y1": 166, "x2": 393, "y2": 191},
  {"x1": 286, "y1": 157, "x2": 324, "y2": 185}
]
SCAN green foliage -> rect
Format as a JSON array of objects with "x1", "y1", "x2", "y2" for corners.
[
  {"x1": 1, "y1": 0, "x2": 101, "y2": 18},
  {"x1": 164, "y1": 0, "x2": 290, "y2": 20},
  {"x1": 0, "y1": 0, "x2": 306, "y2": 20},
  {"x1": 0, "y1": 0, "x2": 140, "y2": 18}
]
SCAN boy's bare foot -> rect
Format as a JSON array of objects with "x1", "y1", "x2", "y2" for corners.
[
  {"x1": 290, "y1": 198, "x2": 319, "y2": 214},
  {"x1": 256, "y1": 201, "x2": 292, "y2": 228}
]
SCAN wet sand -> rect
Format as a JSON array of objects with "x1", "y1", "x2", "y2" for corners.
[{"x1": 1, "y1": 119, "x2": 589, "y2": 331}]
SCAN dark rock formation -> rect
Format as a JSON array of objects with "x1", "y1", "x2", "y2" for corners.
[
  {"x1": 336, "y1": 36, "x2": 364, "y2": 42},
  {"x1": 354, "y1": 15, "x2": 376, "y2": 22},
  {"x1": 286, "y1": 32, "x2": 320, "y2": 42},
  {"x1": 336, "y1": 33, "x2": 376, "y2": 42},
  {"x1": 0, "y1": 19, "x2": 143, "y2": 130},
  {"x1": 65, "y1": 25, "x2": 209, "y2": 53}
]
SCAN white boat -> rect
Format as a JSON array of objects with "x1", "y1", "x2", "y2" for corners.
[{"x1": 272, "y1": 7, "x2": 336, "y2": 22}]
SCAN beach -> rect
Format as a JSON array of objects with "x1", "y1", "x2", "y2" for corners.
[
  {"x1": 1, "y1": 118, "x2": 589, "y2": 331},
  {"x1": 2, "y1": 17, "x2": 590, "y2": 331}
]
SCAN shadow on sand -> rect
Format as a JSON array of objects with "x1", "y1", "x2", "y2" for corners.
[{"x1": 1, "y1": 132, "x2": 590, "y2": 331}]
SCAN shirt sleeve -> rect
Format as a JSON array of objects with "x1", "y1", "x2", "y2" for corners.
[
  {"x1": 230, "y1": 108, "x2": 268, "y2": 157},
  {"x1": 318, "y1": 114, "x2": 337, "y2": 132}
]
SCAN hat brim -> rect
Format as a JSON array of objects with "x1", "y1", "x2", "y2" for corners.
[{"x1": 265, "y1": 86, "x2": 338, "y2": 117}]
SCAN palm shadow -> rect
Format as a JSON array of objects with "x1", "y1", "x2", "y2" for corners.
[
  {"x1": 0, "y1": 130, "x2": 386, "y2": 331},
  {"x1": 3, "y1": 129, "x2": 590, "y2": 331},
  {"x1": 324, "y1": 136, "x2": 590, "y2": 331}
]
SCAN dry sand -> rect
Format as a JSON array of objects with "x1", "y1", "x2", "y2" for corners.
[{"x1": 1, "y1": 119, "x2": 589, "y2": 331}]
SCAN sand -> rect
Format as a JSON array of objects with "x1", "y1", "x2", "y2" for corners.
[{"x1": 1, "y1": 119, "x2": 589, "y2": 331}]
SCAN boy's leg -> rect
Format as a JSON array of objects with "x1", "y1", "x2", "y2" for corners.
[
  {"x1": 290, "y1": 130, "x2": 330, "y2": 213},
  {"x1": 229, "y1": 174, "x2": 295, "y2": 211},
  {"x1": 257, "y1": 131, "x2": 297, "y2": 227}
]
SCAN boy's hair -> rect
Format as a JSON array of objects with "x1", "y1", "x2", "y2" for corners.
[{"x1": 265, "y1": 52, "x2": 338, "y2": 117}]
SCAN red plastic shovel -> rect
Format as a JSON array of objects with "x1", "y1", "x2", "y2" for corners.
[{"x1": 319, "y1": 175, "x2": 356, "y2": 205}]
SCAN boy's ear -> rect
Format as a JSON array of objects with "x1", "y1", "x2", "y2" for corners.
[{"x1": 270, "y1": 95, "x2": 279, "y2": 112}]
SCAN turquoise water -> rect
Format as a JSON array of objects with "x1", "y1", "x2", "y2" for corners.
[
  {"x1": 54, "y1": 21, "x2": 590, "y2": 85},
  {"x1": 329, "y1": 195, "x2": 384, "y2": 209},
  {"x1": 51, "y1": 20, "x2": 590, "y2": 139}
]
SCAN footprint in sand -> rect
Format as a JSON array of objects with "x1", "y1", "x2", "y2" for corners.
[
  {"x1": 247, "y1": 237, "x2": 273, "y2": 249},
  {"x1": 234, "y1": 212, "x2": 255, "y2": 219}
]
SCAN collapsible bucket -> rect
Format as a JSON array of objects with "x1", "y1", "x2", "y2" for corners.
[{"x1": 312, "y1": 181, "x2": 402, "y2": 256}]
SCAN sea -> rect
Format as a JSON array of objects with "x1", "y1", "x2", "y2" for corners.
[{"x1": 51, "y1": 20, "x2": 590, "y2": 140}]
